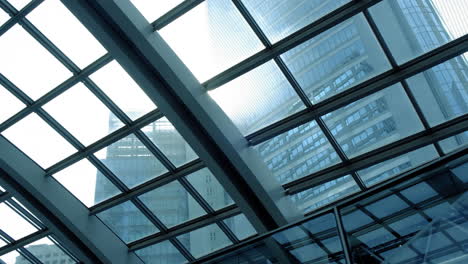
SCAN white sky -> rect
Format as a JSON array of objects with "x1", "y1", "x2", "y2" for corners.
[{"x1": 0, "y1": 0, "x2": 467, "y2": 262}]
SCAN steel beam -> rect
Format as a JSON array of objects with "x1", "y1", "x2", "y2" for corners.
[
  {"x1": 60, "y1": 0, "x2": 300, "y2": 234},
  {"x1": 0, "y1": 136, "x2": 143, "y2": 264}
]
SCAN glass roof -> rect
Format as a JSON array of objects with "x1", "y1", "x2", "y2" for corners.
[{"x1": 0, "y1": 0, "x2": 467, "y2": 263}]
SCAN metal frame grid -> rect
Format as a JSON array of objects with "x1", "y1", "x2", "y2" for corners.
[
  {"x1": 189, "y1": 148, "x2": 468, "y2": 264},
  {"x1": 0, "y1": 188, "x2": 78, "y2": 264},
  {"x1": 0, "y1": 0, "x2": 255, "y2": 262},
  {"x1": 146, "y1": 0, "x2": 468, "y2": 205},
  {"x1": 0, "y1": 0, "x2": 466, "y2": 262}
]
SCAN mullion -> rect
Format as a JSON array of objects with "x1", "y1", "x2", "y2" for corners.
[
  {"x1": 134, "y1": 130, "x2": 176, "y2": 172},
  {"x1": 0, "y1": 191, "x2": 11, "y2": 203},
  {"x1": 5, "y1": 199, "x2": 44, "y2": 230},
  {"x1": 178, "y1": 177, "x2": 214, "y2": 214},
  {"x1": 151, "y1": 0, "x2": 205, "y2": 31},
  {"x1": 87, "y1": 155, "x2": 129, "y2": 193},
  {"x1": 362, "y1": 9, "x2": 445, "y2": 157},
  {"x1": 0, "y1": 0, "x2": 42, "y2": 37},
  {"x1": 0, "y1": 229, "x2": 51, "y2": 262}
]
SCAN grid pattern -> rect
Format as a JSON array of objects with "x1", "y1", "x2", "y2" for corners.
[
  {"x1": 0, "y1": 0, "x2": 256, "y2": 262},
  {"x1": 0, "y1": 186, "x2": 78, "y2": 264},
  {"x1": 0, "y1": 0, "x2": 467, "y2": 263},
  {"x1": 142, "y1": 0, "x2": 468, "y2": 215}
]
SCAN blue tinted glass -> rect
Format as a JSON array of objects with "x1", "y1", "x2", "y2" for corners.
[
  {"x1": 389, "y1": 214, "x2": 428, "y2": 236},
  {"x1": 342, "y1": 209, "x2": 374, "y2": 231},
  {"x1": 400, "y1": 182, "x2": 438, "y2": 204},
  {"x1": 135, "y1": 240, "x2": 187, "y2": 264},
  {"x1": 356, "y1": 228, "x2": 396, "y2": 248},
  {"x1": 365, "y1": 195, "x2": 409, "y2": 218}
]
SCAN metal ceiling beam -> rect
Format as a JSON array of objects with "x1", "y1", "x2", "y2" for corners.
[
  {"x1": 0, "y1": 137, "x2": 143, "y2": 264},
  {"x1": 60, "y1": 0, "x2": 300, "y2": 234}
]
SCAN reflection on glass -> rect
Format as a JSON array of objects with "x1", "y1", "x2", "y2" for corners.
[
  {"x1": 95, "y1": 134, "x2": 167, "y2": 188},
  {"x1": 282, "y1": 14, "x2": 390, "y2": 104},
  {"x1": 186, "y1": 168, "x2": 234, "y2": 211},
  {"x1": 19, "y1": 236, "x2": 76, "y2": 264},
  {"x1": 370, "y1": 0, "x2": 468, "y2": 64},
  {"x1": 254, "y1": 120, "x2": 340, "y2": 184},
  {"x1": 242, "y1": 0, "x2": 350, "y2": 43},
  {"x1": 0, "y1": 202, "x2": 37, "y2": 240},
  {"x1": 139, "y1": 180, "x2": 206, "y2": 228},
  {"x1": 135, "y1": 240, "x2": 187, "y2": 264},
  {"x1": 209, "y1": 60, "x2": 305, "y2": 135},
  {"x1": 177, "y1": 223, "x2": 232, "y2": 258},
  {"x1": 27, "y1": 0, "x2": 107, "y2": 68},
  {"x1": 130, "y1": 0, "x2": 184, "y2": 23},
  {"x1": 439, "y1": 132, "x2": 468, "y2": 154},
  {"x1": 2, "y1": 113, "x2": 76, "y2": 168},
  {"x1": 142, "y1": 117, "x2": 197, "y2": 167},
  {"x1": 358, "y1": 145, "x2": 439, "y2": 187},
  {"x1": 291, "y1": 174, "x2": 359, "y2": 213},
  {"x1": 323, "y1": 84, "x2": 424, "y2": 158},
  {"x1": 97, "y1": 201, "x2": 159, "y2": 243},
  {"x1": 159, "y1": 0, "x2": 263, "y2": 82},
  {"x1": 223, "y1": 214, "x2": 256, "y2": 240},
  {"x1": 407, "y1": 53, "x2": 468, "y2": 127},
  {"x1": 0, "y1": 25, "x2": 71, "y2": 100},
  {"x1": 90, "y1": 61, "x2": 156, "y2": 120},
  {"x1": 0, "y1": 85, "x2": 24, "y2": 124},
  {"x1": 43, "y1": 83, "x2": 122, "y2": 146},
  {"x1": 53, "y1": 159, "x2": 121, "y2": 207}
]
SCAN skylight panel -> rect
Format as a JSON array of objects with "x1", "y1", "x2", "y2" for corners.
[
  {"x1": 138, "y1": 180, "x2": 206, "y2": 228},
  {"x1": 439, "y1": 132, "x2": 468, "y2": 154},
  {"x1": 24, "y1": 237, "x2": 77, "y2": 264},
  {"x1": 223, "y1": 214, "x2": 256, "y2": 240},
  {"x1": 0, "y1": 9, "x2": 9, "y2": 25},
  {"x1": 53, "y1": 159, "x2": 121, "y2": 207},
  {"x1": 281, "y1": 14, "x2": 390, "y2": 104},
  {"x1": 0, "y1": 202, "x2": 38, "y2": 240},
  {"x1": 159, "y1": 0, "x2": 264, "y2": 82},
  {"x1": 7, "y1": 0, "x2": 30, "y2": 10},
  {"x1": 0, "y1": 85, "x2": 25, "y2": 124},
  {"x1": 241, "y1": 0, "x2": 350, "y2": 43},
  {"x1": 95, "y1": 134, "x2": 168, "y2": 188},
  {"x1": 130, "y1": 0, "x2": 184, "y2": 23},
  {"x1": 254, "y1": 120, "x2": 341, "y2": 184},
  {"x1": 209, "y1": 60, "x2": 305, "y2": 135},
  {"x1": 97, "y1": 201, "x2": 159, "y2": 243},
  {"x1": 0, "y1": 250, "x2": 26, "y2": 264},
  {"x1": 370, "y1": 0, "x2": 468, "y2": 64},
  {"x1": 186, "y1": 168, "x2": 234, "y2": 211},
  {"x1": 176, "y1": 223, "x2": 232, "y2": 258},
  {"x1": 322, "y1": 83, "x2": 424, "y2": 158},
  {"x1": 27, "y1": 0, "x2": 107, "y2": 68},
  {"x1": 2, "y1": 113, "x2": 76, "y2": 168},
  {"x1": 135, "y1": 240, "x2": 187, "y2": 264},
  {"x1": 0, "y1": 25, "x2": 71, "y2": 100},
  {"x1": 142, "y1": 117, "x2": 198, "y2": 167},
  {"x1": 43, "y1": 83, "x2": 122, "y2": 146},
  {"x1": 406, "y1": 53, "x2": 468, "y2": 127},
  {"x1": 90, "y1": 60, "x2": 156, "y2": 120}
]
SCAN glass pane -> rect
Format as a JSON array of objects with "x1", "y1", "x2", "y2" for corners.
[
  {"x1": 27, "y1": 0, "x2": 107, "y2": 68},
  {"x1": 0, "y1": 85, "x2": 24, "y2": 124},
  {"x1": 370, "y1": 0, "x2": 468, "y2": 64},
  {"x1": 0, "y1": 9, "x2": 8, "y2": 25},
  {"x1": 209, "y1": 60, "x2": 305, "y2": 135},
  {"x1": 365, "y1": 195, "x2": 409, "y2": 219},
  {"x1": 407, "y1": 53, "x2": 468, "y2": 127},
  {"x1": 23, "y1": 237, "x2": 76, "y2": 264},
  {"x1": 43, "y1": 83, "x2": 122, "y2": 146},
  {"x1": 254, "y1": 120, "x2": 340, "y2": 184},
  {"x1": 7, "y1": 0, "x2": 30, "y2": 10},
  {"x1": 0, "y1": 250, "x2": 28, "y2": 264},
  {"x1": 159, "y1": 0, "x2": 263, "y2": 82},
  {"x1": 135, "y1": 240, "x2": 187, "y2": 264},
  {"x1": 186, "y1": 168, "x2": 234, "y2": 211},
  {"x1": 242, "y1": 0, "x2": 350, "y2": 43},
  {"x1": 439, "y1": 132, "x2": 468, "y2": 154},
  {"x1": 291, "y1": 174, "x2": 359, "y2": 214},
  {"x1": 97, "y1": 201, "x2": 159, "y2": 243},
  {"x1": 282, "y1": 14, "x2": 390, "y2": 104},
  {"x1": 177, "y1": 223, "x2": 232, "y2": 258},
  {"x1": 2, "y1": 113, "x2": 76, "y2": 168},
  {"x1": 139, "y1": 180, "x2": 206, "y2": 228},
  {"x1": 0, "y1": 202, "x2": 37, "y2": 240},
  {"x1": 142, "y1": 117, "x2": 198, "y2": 167},
  {"x1": 0, "y1": 25, "x2": 71, "y2": 100},
  {"x1": 90, "y1": 61, "x2": 156, "y2": 120},
  {"x1": 223, "y1": 214, "x2": 256, "y2": 240},
  {"x1": 130, "y1": 0, "x2": 184, "y2": 23},
  {"x1": 95, "y1": 134, "x2": 168, "y2": 188},
  {"x1": 358, "y1": 145, "x2": 439, "y2": 187},
  {"x1": 400, "y1": 182, "x2": 438, "y2": 204},
  {"x1": 53, "y1": 159, "x2": 121, "y2": 207},
  {"x1": 323, "y1": 83, "x2": 424, "y2": 158}
]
